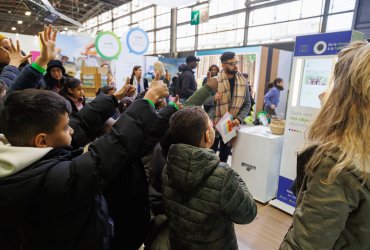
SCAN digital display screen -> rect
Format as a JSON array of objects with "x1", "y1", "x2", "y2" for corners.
[{"x1": 299, "y1": 58, "x2": 333, "y2": 109}]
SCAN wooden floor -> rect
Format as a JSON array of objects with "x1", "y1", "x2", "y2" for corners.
[
  {"x1": 236, "y1": 202, "x2": 292, "y2": 250},
  {"x1": 139, "y1": 202, "x2": 292, "y2": 250}
]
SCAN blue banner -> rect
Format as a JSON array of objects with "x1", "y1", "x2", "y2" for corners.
[
  {"x1": 276, "y1": 176, "x2": 296, "y2": 207},
  {"x1": 294, "y1": 31, "x2": 354, "y2": 57}
]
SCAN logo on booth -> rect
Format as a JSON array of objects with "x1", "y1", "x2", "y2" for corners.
[
  {"x1": 313, "y1": 41, "x2": 327, "y2": 55},
  {"x1": 95, "y1": 31, "x2": 122, "y2": 60},
  {"x1": 126, "y1": 28, "x2": 149, "y2": 55}
]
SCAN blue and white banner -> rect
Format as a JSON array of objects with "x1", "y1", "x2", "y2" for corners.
[{"x1": 294, "y1": 30, "x2": 365, "y2": 57}]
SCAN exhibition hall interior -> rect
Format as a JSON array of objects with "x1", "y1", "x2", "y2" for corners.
[{"x1": 0, "y1": 0, "x2": 369, "y2": 249}]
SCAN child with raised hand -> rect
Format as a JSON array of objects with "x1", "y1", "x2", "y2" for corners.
[
  {"x1": 6, "y1": 25, "x2": 58, "y2": 93},
  {"x1": 0, "y1": 34, "x2": 31, "y2": 86},
  {"x1": 60, "y1": 77, "x2": 85, "y2": 113},
  {"x1": 0, "y1": 70, "x2": 173, "y2": 250}
]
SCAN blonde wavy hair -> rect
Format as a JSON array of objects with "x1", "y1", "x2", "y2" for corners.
[{"x1": 305, "y1": 41, "x2": 370, "y2": 183}]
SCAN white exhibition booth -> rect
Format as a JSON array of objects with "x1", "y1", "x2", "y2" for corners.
[
  {"x1": 269, "y1": 30, "x2": 365, "y2": 214},
  {"x1": 230, "y1": 30, "x2": 365, "y2": 209}
]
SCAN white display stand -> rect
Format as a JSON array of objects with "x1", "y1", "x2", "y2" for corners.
[
  {"x1": 269, "y1": 30, "x2": 365, "y2": 215},
  {"x1": 231, "y1": 126, "x2": 283, "y2": 203}
]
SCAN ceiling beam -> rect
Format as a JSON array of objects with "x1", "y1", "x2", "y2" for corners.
[{"x1": 76, "y1": 2, "x2": 105, "y2": 23}]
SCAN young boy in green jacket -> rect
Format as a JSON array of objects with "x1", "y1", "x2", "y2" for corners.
[{"x1": 162, "y1": 106, "x2": 257, "y2": 250}]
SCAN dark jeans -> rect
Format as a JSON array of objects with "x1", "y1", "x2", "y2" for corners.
[
  {"x1": 264, "y1": 106, "x2": 277, "y2": 117},
  {"x1": 212, "y1": 136, "x2": 232, "y2": 163}
]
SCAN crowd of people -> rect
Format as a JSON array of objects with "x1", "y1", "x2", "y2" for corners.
[{"x1": 0, "y1": 24, "x2": 369, "y2": 250}]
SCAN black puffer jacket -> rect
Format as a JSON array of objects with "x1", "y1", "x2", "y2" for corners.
[
  {"x1": 103, "y1": 103, "x2": 177, "y2": 250},
  {"x1": 162, "y1": 144, "x2": 257, "y2": 250},
  {"x1": 0, "y1": 95, "x2": 169, "y2": 250}
]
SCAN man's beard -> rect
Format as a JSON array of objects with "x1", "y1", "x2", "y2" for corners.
[
  {"x1": 277, "y1": 85, "x2": 284, "y2": 91},
  {"x1": 226, "y1": 68, "x2": 237, "y2": 75}
]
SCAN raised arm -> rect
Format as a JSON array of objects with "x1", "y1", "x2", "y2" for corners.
[{"x1": 8, "y1": 25, "x2": 58, "y2": 93}]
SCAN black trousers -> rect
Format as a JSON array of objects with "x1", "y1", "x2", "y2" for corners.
[
  {"x1": 264, "y1": 106, "x2": 277, "y2": 116},
  {"x1": 212, "y1": 136, "x2": 232, "y2": 163}
]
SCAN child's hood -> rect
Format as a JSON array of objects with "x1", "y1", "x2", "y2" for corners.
[
  {"x1": 166, "y1": 143, "x2": 220, "y2": 192},
  {"x1": 0, "y1": 134, "x2": 52, "y2": 178}
]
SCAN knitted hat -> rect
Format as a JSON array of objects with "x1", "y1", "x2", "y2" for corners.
[
  {"x1": 46, "y1": 60, "x2": 65, "y2": 75},
  {"x1": 0, "y1": 34, "x2": 6, "y2": 43}
]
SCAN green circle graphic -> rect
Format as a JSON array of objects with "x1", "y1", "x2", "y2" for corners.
[{"x1": 95, "y1": 31, "x2": 122, "y2": 60}]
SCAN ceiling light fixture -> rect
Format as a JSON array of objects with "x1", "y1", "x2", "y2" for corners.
[
  {"x1": 11, "y1": 27, "x2": 16, "y2": 31},
  {"x1": 18, "y1": 20, "x2": 23, "y2": 24},
  {"x1": 25, "y1": 11, "x2": 31, "y2": 16}
]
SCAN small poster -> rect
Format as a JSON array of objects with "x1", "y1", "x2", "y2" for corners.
[
  {"x1": 299, "y1": 58, "x2": 334, "y2": 109},
  {"x1": 215, "y1": 112, "x2": 237, "y2": 143}
]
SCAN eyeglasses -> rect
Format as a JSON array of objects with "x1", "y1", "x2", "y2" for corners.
[{"x1": 223, "y1": 61, "x2": 239, "y2": 66}]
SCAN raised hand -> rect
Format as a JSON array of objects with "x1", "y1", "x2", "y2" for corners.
[
  {"x1": 144, "y1": 72, "x2": 169, "y2": 104},
  {"x1": 173, "y1": 95, "x2": 183, "y2": 110},
  {"x1": 36, "y1": 25, "x2": 58, "y2": 68},
  {"x1": 113, "y1": 80, "x2": 130, "y2": 100},
  {"x1": 1, "y1": 39, "x2": 31, "y2": 68},
  {"x1": 126, "y1": 85, "x2": 136, "y2": 97},
  {"x1": 206, "y1": 71, "x2": 218, "y2": 91}
]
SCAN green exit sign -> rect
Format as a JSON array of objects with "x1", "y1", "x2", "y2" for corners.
[{"x1": 191, "y1": 10, "x2": 200, "y2": 25}]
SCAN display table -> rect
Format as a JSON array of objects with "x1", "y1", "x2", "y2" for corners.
[{"x1": 231, "y1": 126, "x2": 284, "y2": 203}]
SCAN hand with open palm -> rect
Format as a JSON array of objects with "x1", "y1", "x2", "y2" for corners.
[
  {"x1": 0, "y1": 39, "x2": 31, "y2": 68},
  {"x1": 36, "y1": 25, "x2": 58, "y2": 68}
]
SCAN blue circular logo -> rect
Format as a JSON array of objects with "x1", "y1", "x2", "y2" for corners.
[{"x1": 126, "y1": 28, "x2": 149, "y2": 55}]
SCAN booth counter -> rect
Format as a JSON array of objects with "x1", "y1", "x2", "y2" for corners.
[{"x1": 231, "y1": 126, "x2": 283, "y2": 203}]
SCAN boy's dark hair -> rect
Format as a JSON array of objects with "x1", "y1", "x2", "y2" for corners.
[
  {"x1": 169, "y1": 106, "x2": 209, "y2": 147},
  {"x1": 60, "y1": 77, "x2": 82, "y2": 97},
  {"x1": 220, "y1": 52, "x2": 235, "y2": 63},
  {"x1": 118, "y1": 97, "x2": 134, "y2": 113},
  {"x1": 96, "y1": 85, "x2": 116, "y2": 96},
  {"x1": 0, "y1": 89, "x2": 71, "y2": 146}
]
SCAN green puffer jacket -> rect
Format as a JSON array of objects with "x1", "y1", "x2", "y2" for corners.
[
  {"x1": 281, "y1": 151, "x2": 370, "y2": 250},
  {"x1": 162, "y1": 144, "x2": 257, "y2": 250}
]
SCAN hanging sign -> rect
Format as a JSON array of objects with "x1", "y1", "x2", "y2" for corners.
[
  {"x1": 95, "y1": 31, "x2": 122, "y2": 60},
  {"x1": 191, "y1": 4, "x2": 209, "y2": 25},
  {"x1": 126, "y1": 27, "x2": 149, "y2": 55}
]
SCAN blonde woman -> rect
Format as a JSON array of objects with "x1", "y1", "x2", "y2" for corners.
[{"x1": 280, "y1": 41, "x2": 370, "y2": 249}]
